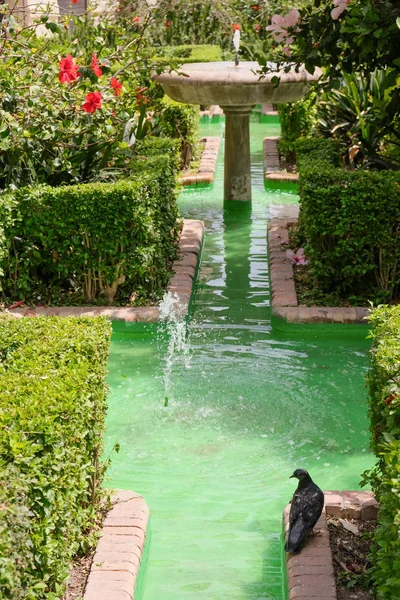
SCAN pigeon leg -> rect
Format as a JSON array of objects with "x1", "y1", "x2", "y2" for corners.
[{"x1": 310, "y1": 529, "x2": 322, "y2": 537}]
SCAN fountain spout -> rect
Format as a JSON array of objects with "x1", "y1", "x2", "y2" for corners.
[{"x1": 233, "y1": 28, "x2": 240, "y2": 66}]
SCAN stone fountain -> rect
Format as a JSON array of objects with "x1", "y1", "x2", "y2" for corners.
[{"x1": 155, "y1": 61, "x2": 320, "y2": 202}]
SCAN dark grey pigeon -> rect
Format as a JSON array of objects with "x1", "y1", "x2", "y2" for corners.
[{"x1": 284, "y1": 468, "x2": 324, "y2": 555}]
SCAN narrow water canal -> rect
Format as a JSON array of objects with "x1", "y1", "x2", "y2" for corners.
[{"x1": 105, "y1": 114, "x2": 375, "y2": 600}]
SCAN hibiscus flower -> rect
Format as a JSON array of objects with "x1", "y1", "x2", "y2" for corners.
[
  {"x1": 82, "y1": 91, "x2": 102, "y2": 114},
  {"x1": 286, "y1": 248, "x2": 308, "y2": 265},
  {"x1": 58, "y1": 54, "x2": 79, "y2": 85},
  {"x1": 331, "y1": 0, "x2": 350, "y2": 20},
  {"x1": 266, "y1": 9, "x2": 300, "y2": 45},
  {"x1": 232, "y1": 23, "x2": 241, "y2": 31},
  {"x1": 91, "y1": 53, "x2": 102, "y2": 77},
  {"x1": 110, "y1": 77, "x2": 123, "y2": 97},
  {"x1": 132, "y1": 15, "x2": 140, "y2": 23}
]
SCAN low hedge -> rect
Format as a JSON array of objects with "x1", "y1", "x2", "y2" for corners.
[
  {"x1": 156, "y1": 96, "x2": 200, "y2": 169},
  {"x1": 0, "y1": 315, "x2": 111, "y2": 599},
  {"x1": 295, "y1": 136, "x2": 342, "y2": 168},
  {"x1": 277, "y1": 97, "x2": 316, "y2": 164},
  {"x1": 365, "y1": 305, "x2": 400, "y2": 598},
  {"x1": 296, "y1": 137, "x2": 400, "y2": 302},
  {"x1": 151, "y1": 44, "x2": 222, "y2": 65},
  {"x1": 0, "y1": 138, "x2": 181, "y2": 305}
]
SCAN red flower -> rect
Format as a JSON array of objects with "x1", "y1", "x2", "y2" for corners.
[
  {"x1": 58, "y1": 54, "x2": 80, "y2": 85},
  {"x1": 385, "y1": 394, "x2": 396, "y2": 406},
  {"x1": 71, "y1": 0, "x2": 79, "y2": 3},
  {"x1": 165, "y1": 20, "x2": 171, "y2": 28},
  {"x1": 136, "y1": 86, "x2": 150, "y2": 106},
  {"x1": 255, "y1": 24, "x2": 261, "y2": 33},
  {"x1": 110, "y1": 77, "x2": 123, "y2": 97},
  {"x1": 252, "y1": 4, "x2": 261, "y2": 10},
  {"x1": 91, "y1": 53, "x2": 102, "y2": 77},
  {"x1": 232, "y1": 23, "x2": 241, "y2": 31},
  {"x1": 82, "y1": 91, "x2": 102, "y2": 114},
  {"x1": 132, "y1": 15, "x2": 140, "y2": 23}
]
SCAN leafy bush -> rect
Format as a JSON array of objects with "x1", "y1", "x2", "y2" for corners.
[
  {"x1": 0, "y1": 315, "x2": 111, "y2": 599},
  {"x1": 364, "y1": 305, "x2": 400, "y2": 599},
  {"x1": 156, "y1": 97, "x2": 199, "y2": 169},
  {"x1": 277, "y1": 96, "x2": 316, "y2": 164},
  {"x1": 297, "y1": 144, "x2": 400, "y2": 302},
  {"x1": 0, "y1": 141, "x2": 181, "y2": 305},
  {"x1": 316, "y1": 70, "x2": 400, "y2": 170}
]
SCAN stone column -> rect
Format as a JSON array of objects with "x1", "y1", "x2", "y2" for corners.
[{"x1": 221, "y1": 104, "x2": 255, "y2": 202}]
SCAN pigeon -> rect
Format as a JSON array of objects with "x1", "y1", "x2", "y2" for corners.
[{"x1": 284, "y1": 468, "x2": 324, "y2": 555}]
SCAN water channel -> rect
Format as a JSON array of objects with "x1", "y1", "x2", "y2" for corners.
[{"x1": 105, "y1": 113, "x2": 375, "y2": 600}]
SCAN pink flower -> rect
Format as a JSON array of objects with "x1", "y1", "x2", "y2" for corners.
[
  {"x1": 286, "y1": 248, "x2": 308, "y2": 265},
  {"x1": 132, "y1": 15, "x2": 140, "y2": 23},
  {"x1": 331, "y1": 0, "x2": 350, "y2": 20},
  {"x1": 266, "y1": 9, "x2": 300, "y2": 44},
  {"x1": 282, "y1": 46, "x2": 291, "y2": 57}
]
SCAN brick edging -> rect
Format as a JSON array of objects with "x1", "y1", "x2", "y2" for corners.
[
  {"x1": 263, "y1": 136, "x2": 299, "y2": 183},
  {"x1": 268, "y1": 219, "x2": 369, "y2": 324},
  {"x1": 284, "y1": 490, "x2": 378, "y2": 600},
  {"x1": 180, "y1": 136, "x2": 221, "y2": 186},
  {"x1": 83, "y1": 489, "x2": 149, "y2": 600},
  {"x1": 8, "y1": 219, "x2": 204, "y2": 323}
]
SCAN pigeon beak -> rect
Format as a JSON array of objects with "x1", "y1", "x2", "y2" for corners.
[{"x1": 289, "y1": 474, "x2": 295, "y2": 478}]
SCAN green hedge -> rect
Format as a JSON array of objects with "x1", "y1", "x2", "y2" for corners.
[
  {"x1": 0, "y1": 138, "x2": 181, "y2": 305},
  {"x1": 365, "y1": 305, "x2": 400, "y2": 598},
  {"x1": 0, "y1": 315, "x2": 111, "y2": 599},
  {"x1": 156, "y1": 96, "x2": 199, "y2": 170},
  {"x1": 152, "y1": 44, "x2": 222, "y2": 65},
  {"x1": 295, "y1": 136, "x2": 342, "y2": 167},
  {"x1": 277, "y1": 98, "x2": 316, "y2": 164},
  {"x1": 296, "y1": 138, "x2": 400, "y2": 301}
]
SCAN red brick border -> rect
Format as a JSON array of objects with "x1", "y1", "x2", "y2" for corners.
[
  {"x1": 283, "y1": 490, "x2": 378, "y2": 600},
  {"x1": 264, "y1": 136, "x2": 299, "y2": 183},
  {"x1": 8, "y1": 219, "x2": 204, "y2": 323},
  {"x1": 83, "y1": 490, "x2": 149, "y2": 600},
  {"x1": 180, "y1": 136, "x2": 220, "y2": 186},
  {"x1": 268, "y1": 219, "x2": 369, "y2": 324}
]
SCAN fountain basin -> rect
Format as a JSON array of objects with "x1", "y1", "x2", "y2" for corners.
[{"x1": 154, "y1": 61, "x2": 319, "y2": 106}]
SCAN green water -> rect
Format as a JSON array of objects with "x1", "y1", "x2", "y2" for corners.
[{"x1": 105, "y1": 115, "x2": 375, "y2": 600}]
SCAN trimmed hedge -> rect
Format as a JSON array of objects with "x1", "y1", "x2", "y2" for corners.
[
  {"x1": 365, "y1": 305, "x2": 400, "y2": 598},
  {"x1": 296, "y1": 137, "x2": 400, "y2": 301},
  {"x1": 152, "y1": 44, "x2": 222, "y2": 64},
  {"x1": 0, "y1": 315, "x2": 111, "y2": 599},
  {"x1": 295, "y1": 136, "x2": 342, "y2": 168},
  {"x1": 0, "y1": 138, "x2": 181, "y2": 304},
  {"x1": 277, "y1": 97, "x2": 316, "y2": 164},
  {"x1": 156, "y1": 96, "x2": 199, "y2": 169}
]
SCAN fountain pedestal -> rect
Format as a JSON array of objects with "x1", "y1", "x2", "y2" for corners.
[{"x1": 222, "y1": 105, "x2": 254, "y2": 202}]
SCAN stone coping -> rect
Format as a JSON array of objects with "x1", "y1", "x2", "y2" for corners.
[
  {"x1": 268, "y1": 218, "x2": 370, "y2": 324},
  {"x1": 83, "y1": 489, "x2": 149, "y2": 600},
  {"x1": 8, "y1": 219, "x2": 204, "y2": 323},
  {"x1": 283, "y1": 490, "x2": 378, "y2": 600},
  {"x1": 263, "y1": 136, "x2": 299, "y2": 183},
  {"x1": 180, "y1": 136, "x2": 220, "y2": 186}
]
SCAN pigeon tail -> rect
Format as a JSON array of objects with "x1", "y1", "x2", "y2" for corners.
[{"x1": 285, "y1": 517, "x2": 314, "y2": 554}]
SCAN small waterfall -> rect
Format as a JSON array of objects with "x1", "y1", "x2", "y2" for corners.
[{"x1": 159, "y1": 292, "x2": 190, "y2": 407}]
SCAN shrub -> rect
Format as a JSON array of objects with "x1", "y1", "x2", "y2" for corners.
[
  {"x1": 0, "y1": 315, "x2": 111, "y2": 599},
  {"x1": 277, "y1": 97, "x2": 316, "y2": 164},
  {"x1": 156, "y1": 97, "x2": 199, "y2": 169},
  {"x1": 294, "y1": 136, "x2": 342, "y2": 168},
  {"x1": 0, "y1": 142, "x2": 181, "y2": 304},
  {"x1": 151, "y1": 44, "x2": 223, "y2": 64},
  {"x1": 296, "y1": 145, "x2": 400, "y2": 302},
  {"x1": 364, "y1": 305, "x2": 400, "y2": 599}
]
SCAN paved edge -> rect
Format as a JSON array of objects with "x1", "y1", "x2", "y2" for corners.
[
  {"x1": 83, "y1": 489, "x2": 149, "y2": 600},
  {"x1": 180, "y1": 136, "x2": 221, "y2": 186},
  {"x1": 268, "y1": 219, "x2": 370, "y2": 324},
  {"x1": 8, "y1": 218, "x2": 204, "y2": 322},
  {"x1": 283, "y1": 490, "x2": 378, "y2": 600},
  {"x1": 263, "y1": 136, "x2": 299, "y2": 183}
]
